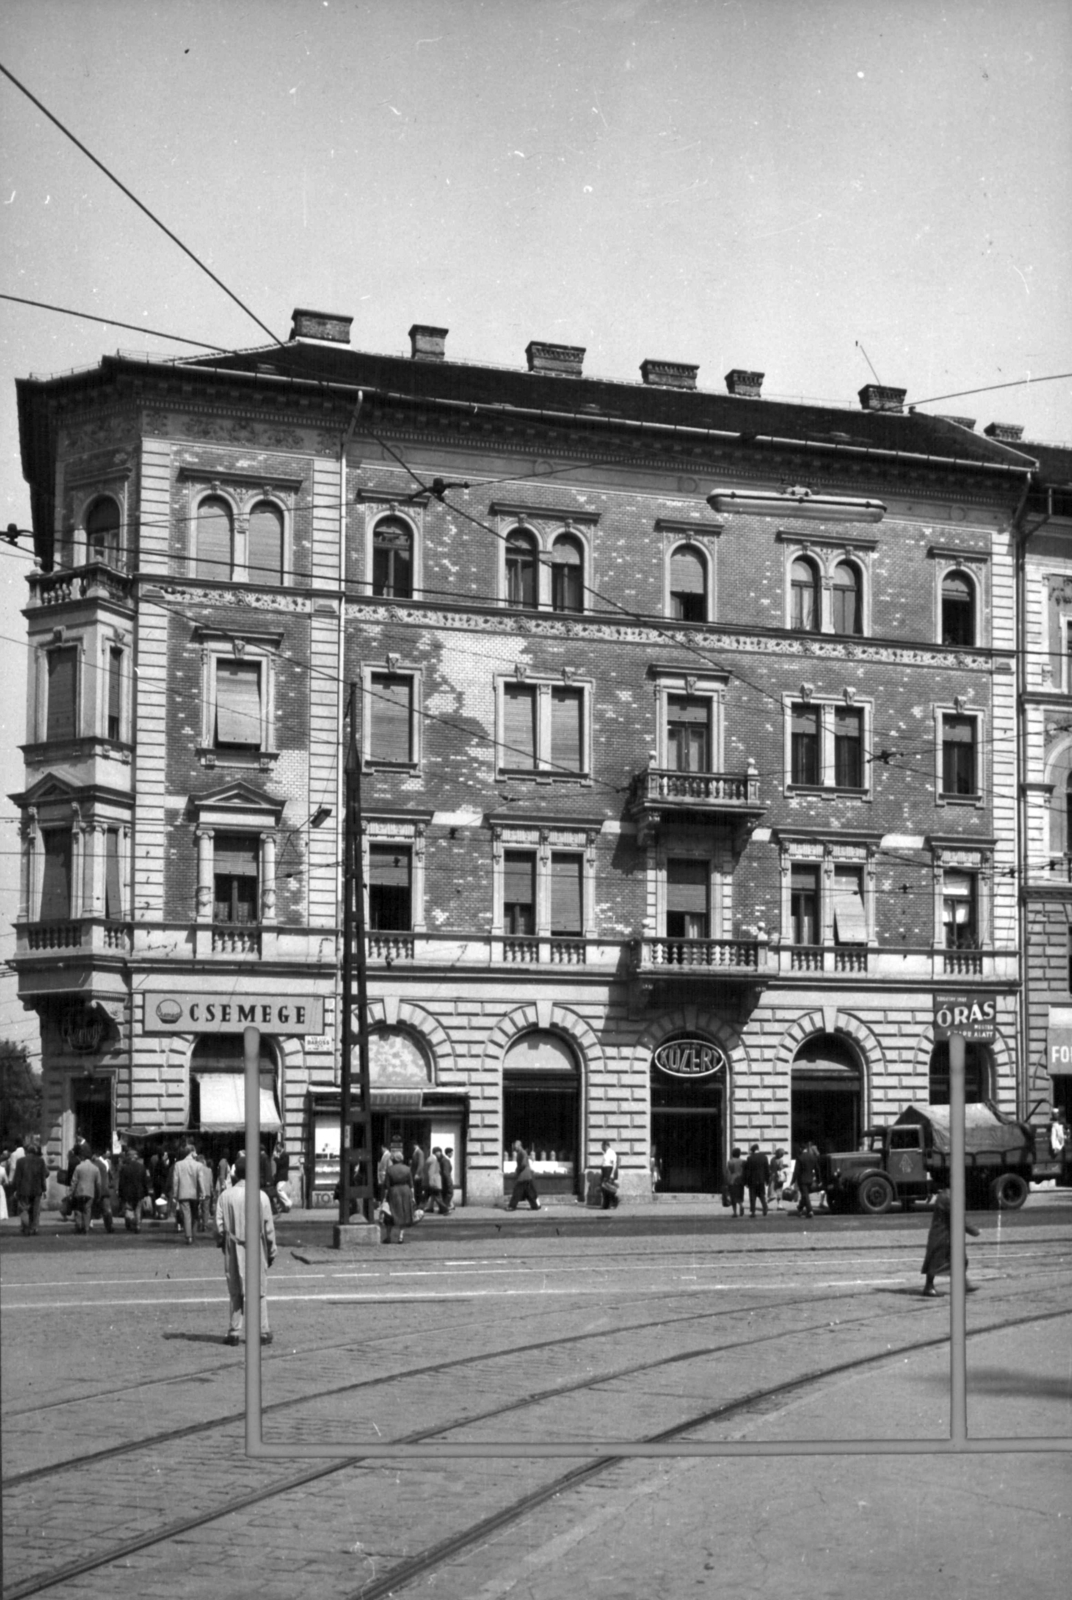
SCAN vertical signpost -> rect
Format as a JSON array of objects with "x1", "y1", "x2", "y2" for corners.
[
  {"x1": 337, "y1": 683, "x2": 375, "y2": 1243},
  {"x1": 244, "y1": 1022, "x2": 263, "y2": 1454},
  {"x1": 933, "y1": 992, "x2": 997, "y2": 1443}
]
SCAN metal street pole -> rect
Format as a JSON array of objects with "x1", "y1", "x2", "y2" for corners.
[
  {"x1": 948, "y1": 1031, "x2": 967, "y2": 1442},
  {"x1": 338, "y1": 682, "x2": 374, "y2": 1228}
]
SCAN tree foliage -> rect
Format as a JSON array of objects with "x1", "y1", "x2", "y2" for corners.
[{"x1": 0, "y1": 1042, "x2": 42, "y2": 1147}]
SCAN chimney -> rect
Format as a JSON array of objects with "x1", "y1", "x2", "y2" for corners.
[
  {"x1": 525, "y1": 341, "x2": 585, "y2": 378},
  {"x1": 725, "y1": 369, "x2": 764, "y2": 399},
  {"x1": 409, "y1": 324, "x2": 448, "y2": 362},
  {"x1": 290, "y1": 308, "x2": 353, "y2": 344},
  {"x1": 640, "y1": 359, "x2": 699, "y2": 390},
  {"x1": 983, "y1": 421, "x2": 1025, "y2": 442},
  {"x1": 858, "y1": 384, "x2": 907, "y2": 414}
]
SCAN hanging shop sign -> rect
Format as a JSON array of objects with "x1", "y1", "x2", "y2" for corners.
[
  {"x1": 145, "y1": 993, "x2": 325, "y2": 1035},
  {"x1": 652, "y1": 1039, "x2": 727, "y2": 1078},
  {"x1": 932, "y1": 993, "x2": 997, "y2": 1042}
]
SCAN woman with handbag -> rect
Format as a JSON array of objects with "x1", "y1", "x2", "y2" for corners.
[{"x1": 380, "y1": 1147, "x2": 416, "y2": 1244}]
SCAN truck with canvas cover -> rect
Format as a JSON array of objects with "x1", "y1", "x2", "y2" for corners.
[{"x1": 823, "y1": 1102, "x2": 1072, "y2": 1214}]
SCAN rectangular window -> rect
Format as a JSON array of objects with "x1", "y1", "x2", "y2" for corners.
[
  {"x1": 667, "y1": 695, "x2": 710, "y2": 772},
  {"x1": 666, "y1": 858, "x2": 709, "y2": 940},
  {"x1": 790, "y1": 865, "x2": 820, "y2": 945},
  {"x1": 503, "y1": 851, "x2": 536, "y2": 935},
  {"x1": 368, "y1": 674, "x2": 413, "y2": 765},
  {"x1": 832, "y1": 866, "x2": 867, "y2": 943},
  {"x1": 943, "y1": 871, "x2": 977, "y2": 949},
  {"x1": 213, "y1": 834, "x2": 259, "y2": 924},
  {"x1": 790, "y1": 705, "x2": 820, "y2": 785},
  {"x1": 550, "y1": 852, "x2": 583, "y2": 935},
  {"x1": 40, "y1": 830, "x2": 73, "y2": 922},
  {"x1": 503, "y1": 685, "x2": 537, "y2": 770},
  {"x1": 215, "y1": 661, "x2": 262, "y2": 749},
  {"x1": 941, "y1": 715, "x2": 977, "y2": 796},
  {"x1": 107, "y1": 647, "x2": 123, "y2": 741},
  {"x1": 834, "y1": 707, "x2": 864, "y2": 789},
  {"x1": 549, "y1": 687, "x2": 583, "y2": 774},
  {"x1": 105, "y1": 828, "x2": 122, "y2": 919},
  {"x1": 46, "y1": 647, "x2": 78, "y2": 742},
  {"x1": 368, "y1": 843, "x2": 412, "y2": 930}
]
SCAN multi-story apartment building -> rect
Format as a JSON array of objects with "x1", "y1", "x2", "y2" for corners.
[
  {"x1": 1021, "y1": 439, "x2": 1072, "y2": 1127},
  {"x1": 11, "y1": 312, "x2": 1040, "y2": 1204}
]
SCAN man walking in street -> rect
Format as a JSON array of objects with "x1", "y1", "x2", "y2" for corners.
[
  {"x1": 743, "y1": 1143, "x2": 771, "y2": 1217},
  {"x1": 117, "y1": 1144, "x2": 149, "y2": 1232},
  {"x1": 13, "y1": 1140, "x2": 48, "y2": 1235},
  {"x1": 69, "y1": 1147, "x2": 101, "y2": 1233},
  {"x1": 792, "y1": 1140, "x2": 822, "y2": 1219},
  {"x1": 507, "y1": 1141, "x2": 541, "y2": 1211},
  {"x1": 599, "y1": 1139, "x2": 620, "y2": 1209},
  {"x1": 171, "y1": 1141, "x2": 201, "y2": 1244},
  {"x1": 215, "y1": 1154, "x2": 277, "y2": 1345}
]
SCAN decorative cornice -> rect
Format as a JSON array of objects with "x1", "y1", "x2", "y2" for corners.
[
  {"x1": 654, "y1": 518, "x2": 722, "y2": 538},
  {"x1": 927, "y1": 544, "x2": 991, "y2": 563},
  {"x1": 775, "y1": 529, "x2": 880, "y2": 551},
  {"x1": 177, "y1": 465, "x2": 303, "y2": 492},
  {"x1": 488, "y1": 500, "x2": 601, "y2": 524}
]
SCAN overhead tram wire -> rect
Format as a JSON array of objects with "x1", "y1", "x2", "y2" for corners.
[{"x1": 0, "y1": 295, "x2": 228, "y2": 351}]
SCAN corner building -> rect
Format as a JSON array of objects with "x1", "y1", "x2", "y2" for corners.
[{"x1": 12, "y1": 314, "x2": 1038, "y2": 1203}]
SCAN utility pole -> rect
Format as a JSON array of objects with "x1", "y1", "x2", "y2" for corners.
[{"x1": 339, "y1": 682, "x2": 374, "y2": 1226}]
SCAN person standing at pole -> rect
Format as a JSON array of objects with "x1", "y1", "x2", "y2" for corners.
[
  {"x1": 215, "y1": 1154, "x2": 277, "y2": 1344},
  {"x1": 921, "y1": 1187, "x2": 981, "y2": 1297}
]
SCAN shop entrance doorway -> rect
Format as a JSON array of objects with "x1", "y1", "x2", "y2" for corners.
[
  {"x1": 650, "y1": 1048, "x2": 724, "y2": 1193},
  {"x1": 791, "y1": 1035, "x2": 861, "y2": 1155},
  {"x1": 71, "y1": 1075, "x2": 113, "y2": 1153},
  {"x1": 502, "y1": 1032, "x2": 580, "y2": 1197}
]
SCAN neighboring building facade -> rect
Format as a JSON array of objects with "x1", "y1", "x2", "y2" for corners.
[
  {"x1": 1020, "y1": 439, "x2": 1072, "y2": 1126},
  {"x1": 11, "y1": 313, "x2": 1045, "y2": 1203}
]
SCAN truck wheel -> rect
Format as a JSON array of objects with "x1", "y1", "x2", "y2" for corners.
[
  {"x1": 857, "y1": 1174, "x2": 894, "y2": 1215},
  {"x1": 989, "y1": 1173, "x2": 1028, "y2": 1210}
]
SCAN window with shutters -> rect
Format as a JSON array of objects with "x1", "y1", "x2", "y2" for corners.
[
  {"x1": 550, "y1": 853, "x2": 583, "y2": 936},
  {"x1": 40, "y1": 829, "x2": 73, "y2": 922},
  {"x1": 941, "y1": 570, "x2": 976, "y2": 647},
  {"x1": 368, "y1": 843, "x2": 412, "y2": 930},
  {"x1": 785, "y1": 696, "x2": 872, "y2": 795},
  {"x1": 668, "y1": 545, "x2": 708, "y2": 622},
  {"x1": 213, "y1": 833, "x2": 260, "y2": 925},
  {"x1": 86, "y1": 497, "x2": 121, "y2": 564},
  {"x1": 196, "y1": 496, "x2": 233, "y2": 582},
  {"x1": 367, "y1": 673, "x2": 417, "y2": 767},
  {"x1": 214, "y1": 662, "x2": 263, "y2": 750},
  {"x1": 498, "y1": 679, "x2": 589, "y2": 778},
  {"x1": 247, "y1": 501, "x2": 284, "y2": 585},
  {"x1": 790, "y1": 558, "x2": 820, "y2": 632},
  {"x1": 551, "y1": 535, "x2": 584, "y2": 613},
  {"x1": 666, "y1": 858, "x2": 709, "y2": 940},
  {"x1": 505, "y1": 529, "x2": 538, "y2": 608},
  {"x1": 790, "y1": 865, "x2": 820, "y2": 946},
  {"x1": 940, "y1": 712, "x2": 979, "y2": 799},
  {"x1": 372, "y1": 516, "x2": 414, "y2": 599},
  {"x1": 503, "y1": 851, "x2": 536, "y2": 935},
  {"x1": 46, "y1": 646, "x2": 79, "y2": 742},
  {"x1": 832, "y1": 865, "x2": 867, "y2": 944},
  {"x1": 667, "y1": 696, "x2": 710, "y2": 772}
]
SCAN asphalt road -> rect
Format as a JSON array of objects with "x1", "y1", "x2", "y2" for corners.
[{"x1": 2, "y1": 1205, "x2": 1070, "y2": 1600}]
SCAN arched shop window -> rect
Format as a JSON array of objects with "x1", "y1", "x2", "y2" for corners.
[
  {"x1": 791, "y1": 1034, "x2": 861, "y2": 1154},
  {"x1": 188, "y1": 1034, "x2": 281, "y2": 1144},
  {"x1": 649, "y1": 1036, "x2": 725, "y2": 1195},
  {"x1": 928, "y1": 1041, "x2": 989, "y2": 1105},
  {"x1": 502, "y1": 1031, "x2": 579, "y2": 1197}
]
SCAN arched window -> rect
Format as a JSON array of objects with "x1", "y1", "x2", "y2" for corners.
[
  {"x1": 247, "y1": 501, "x2": 283, "y2": 585},
  {"x1": 505, "y1": 529, "x2": 538, "y2": 608},
  {"x1": 831, "y1": 561, "x2": 862, "y2": 635},
  {"x1": 85, "y1": 498, "x2": 120, "y2": 564},
  {"x1": 669, "y1": 545, "x2": 707, "y2": 622},
  {"x1": 942, "y1": 570, "x2": 975, "y2": 647},
  {"x1": 502, "y1": 1031, "x2": 580, "y2": 1196},
  {"x1": 372, "y1": 516, "x2": 413, "y2": 599},
  {"x1": 196, "y1": 496, "x2": 233, "y2": 582},
  {"x1": 791, "y1": 1034, "x2": 861, "y2": 1153},
  {"x1": 551, "y1": 534, "x2": 584, "y2": 613},
  {"x1": 790, "y1": 558, "x2": 820, "y2": 631}
]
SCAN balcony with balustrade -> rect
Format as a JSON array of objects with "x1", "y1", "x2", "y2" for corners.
[
  {"x1": 626, "y1": 755, "x2": 765, "y2": 846},
  {"x1": 26, "y1": 562, "x2": 135, "y2": 613}
]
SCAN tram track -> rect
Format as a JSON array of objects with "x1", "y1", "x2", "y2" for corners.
[{"x1": 3, "y1": 1296, "x2": 1068, "y2": 1600}]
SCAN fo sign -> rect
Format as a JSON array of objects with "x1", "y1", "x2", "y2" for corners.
[
  {"x1": 933, "y1": 993, "x2": 997, "y2": 1042},
  {"x1": 653, "y1": 1039, "x2": 726, "y2": 1078}
]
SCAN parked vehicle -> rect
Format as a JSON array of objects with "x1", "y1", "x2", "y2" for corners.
[{"x1": 823, "y1": 1103, "x2": 1072, "y2": 1214}]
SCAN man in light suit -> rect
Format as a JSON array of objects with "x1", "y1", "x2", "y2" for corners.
[
  {"x1": 215, "y1": 1155, "x2": 277, "y2": 1345},
  {"x1": 171, "y1": 1142, "x2": 202, "y2": 1244}
]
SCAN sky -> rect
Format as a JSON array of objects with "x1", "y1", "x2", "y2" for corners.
[{"x1": 1, "y1": 0, "x2": 1070, "y2": 1065}]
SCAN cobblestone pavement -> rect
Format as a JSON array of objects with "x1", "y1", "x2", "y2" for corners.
[{"x1": 2, "y1": 1211, "x2": 1069, "y2": 1600}]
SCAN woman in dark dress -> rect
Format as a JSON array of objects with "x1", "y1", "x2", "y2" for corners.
[
  {"x1": 921, "y1": 1188, "x2": 980, "y2": 1296},
  {"x1": 381, "y1": 1147, "x2": 416, "y2": 1244}
]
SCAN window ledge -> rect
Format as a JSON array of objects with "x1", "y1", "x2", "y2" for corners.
[
  {"x1": 197, "y1": 746, "x2": 278, "y2": 771},
  {"x1": 937, "y1": 792, "x2": 983, "y2": 807},
  {"x1": 498, "y1": 769, "x2": 590, "y2": 783},
  {"x1": 786, "y1": 784, "x2": 870, "y2": 800},
  {"x1": 365, "y1": 760, "x2": 419, "y2": 774}
]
